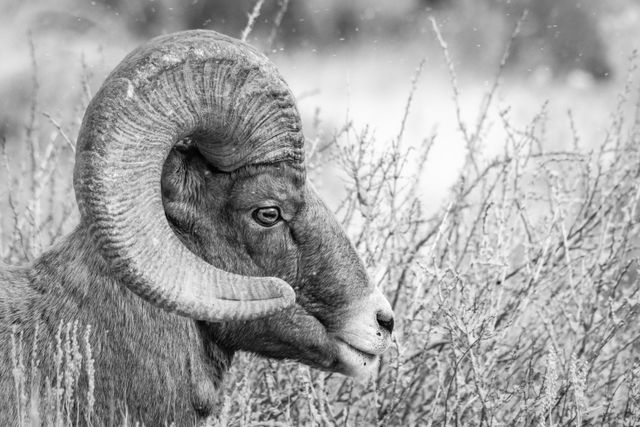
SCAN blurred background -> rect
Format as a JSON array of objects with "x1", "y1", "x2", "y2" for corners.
[{"x1": 1, "y1": 0, "x2": 640, "y2": 212}]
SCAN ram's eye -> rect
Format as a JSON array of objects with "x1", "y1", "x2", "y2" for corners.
[{"x1": 252, "y1": 207, "x2": 282, "y2": 227}]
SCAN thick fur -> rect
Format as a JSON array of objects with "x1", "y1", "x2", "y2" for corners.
[
  {"x1": 1, "y1": 229, "x2": 227, "y2": 424},
  {"x1": 0, "y1": 145, "x2": 379, "y2": 424}
]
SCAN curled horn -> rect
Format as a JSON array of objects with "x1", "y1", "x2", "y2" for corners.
[{"x1": 73, "y1": 30, "x2": 303, "y2": 321}]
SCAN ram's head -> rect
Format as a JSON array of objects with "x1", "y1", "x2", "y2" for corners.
[{"x1": 74, "y1": 30, "x2": 394, "y2": 377}]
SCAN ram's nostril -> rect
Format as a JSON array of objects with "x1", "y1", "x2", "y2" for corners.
[{"x1": 376, "y1": 311, "x2": 394, "y2": 334}]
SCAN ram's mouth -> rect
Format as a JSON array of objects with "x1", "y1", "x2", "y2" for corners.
[
  {"x1": 333, "y1": 336, "x2": 380, "y2": 378},
  {"x1": 336, "y1": 338, "x2": 377, "y2": 360}
]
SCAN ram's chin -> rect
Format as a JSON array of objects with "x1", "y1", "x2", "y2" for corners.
[{"x1": 334, "y1": 339, "x2": 380, "y2": 379}]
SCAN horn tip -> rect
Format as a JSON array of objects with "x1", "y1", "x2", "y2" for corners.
[{"x1": 274, "y1": 279, "x2": 296, "y2": 307}]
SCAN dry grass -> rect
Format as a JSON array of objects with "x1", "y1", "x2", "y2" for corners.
[
  {"x1": 205, "y1": 61, "x2": 640, "y2": 427},
  {"x1": 11, "y1": 322, "x2": 95, "y2": 426},
  {"x1": 3, "y1": 6, "x2": 640, "y2": 427}
]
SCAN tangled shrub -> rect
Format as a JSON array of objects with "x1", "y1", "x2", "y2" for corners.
[{"x1": 214, "y1": 54, "x2": 640, "y2": 427}]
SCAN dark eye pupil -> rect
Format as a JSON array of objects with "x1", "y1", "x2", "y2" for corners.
[{"x1": 253, "y1": 207, "x2": 281, "y2": 226}]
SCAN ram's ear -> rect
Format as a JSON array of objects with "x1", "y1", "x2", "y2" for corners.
[
  {"x1": 161, "y1": 146, "x2": 209, "y2": 232},
  {"x1": 161, "y1": 146, "x2": 207, "y2": 204}
]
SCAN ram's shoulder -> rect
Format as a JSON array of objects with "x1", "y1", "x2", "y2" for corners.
[{"x1": 0, "y1": 264, "x2": 38, "y2": 319}]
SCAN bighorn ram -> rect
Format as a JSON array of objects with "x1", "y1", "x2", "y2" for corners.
[{"x1": 0, "y1": 30, "x2": 394, "y2": 424}]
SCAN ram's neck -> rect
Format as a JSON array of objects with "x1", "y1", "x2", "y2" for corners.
[{"x1": 17, "y1": 224, "x2": 234, "y2": 423}]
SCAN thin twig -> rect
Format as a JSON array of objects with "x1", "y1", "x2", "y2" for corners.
[
  {"x1": 241, "y1": 0, "x2": 266, "y2": 43},
  {"x1": 42, "y1": 113, "x2": 75, "y2": 152},
  {"x1": 267, "y1": 0, "x2": 290, "y2": 50}
]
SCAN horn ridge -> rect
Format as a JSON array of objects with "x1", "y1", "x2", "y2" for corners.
[{"x1": 74, "y1": 30, "x2": 300, "y2": 322}]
